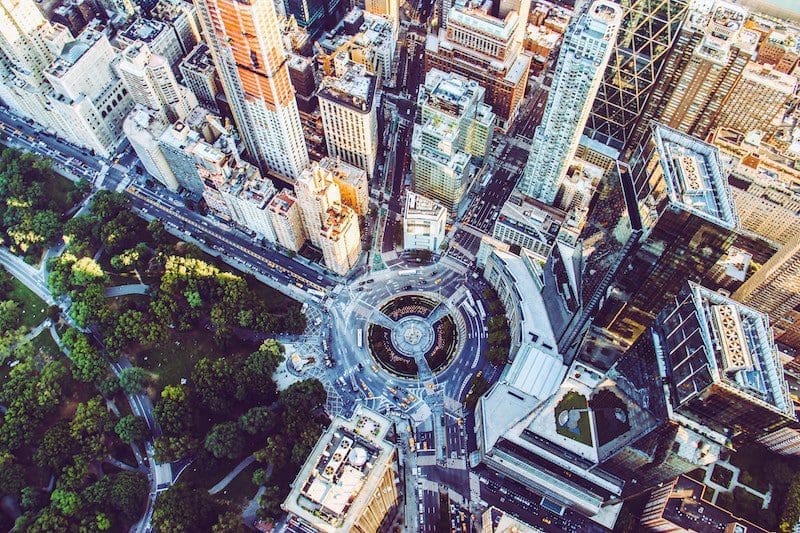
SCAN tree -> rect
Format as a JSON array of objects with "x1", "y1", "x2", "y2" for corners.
[
  {"x1": 110, "y1": 471, "x2": 148, "y2": 522},
  {"x1": 154, "y1": 435, "x2": 199, "y2": 463},
  {"x1": 147, "y1": 219, "x2": 167, "y2": 243},
  {"x1": 27, "y1": 507, "x2": 70, "y2": 533},
  {"x1": 192, "y1": 357, "x2": 237, "y2": 414},
  {"x1": 204, "y1": 421, "x2": 244, "y2": 459},
  {"x1": 119, "y1": 366, "x2": 148, "y2": 395},
  {"x1": 154, "y1": 385, "x2": 195, "y2": 436},
  {"x1": 50, "y1": 488, "x2": 81, "y2": 516},
  {"x1": 70, "y1": 256, "x2": 106, "y2": 286},
  {"x1": 20, "y1": 486, "x2": 44, "y2": 511},
  {"x1": 239, "y1": 406, "x2": 276, "y2": 436},
  {"x1": 0, "y1": 451, "x2": 25, "y2": 497},
  {"x1": 254, "y1": 435, "x2": 289, "y2": 471},
  {"x1": 780, "y1": 476, "x2": 800, "y2": 532},
  {"x1": 34, "y1": 421, "x2": 77, "y2": 471},
  {"x1": 56, "y1": 455, "x2": 90, "y2": 492},
  {"x1": 67, "y1": 331, "x2": 106, "y2": 383},
  {"x1": 99, "y1": 375, "x2": 121, "y2": 397},
  {"x1": 257, "y1": 485, "x2": 285, "y2": 519},
  {"x1": 212, "y1": 511, "x2": 246, "y2": 533},
  {"x1": 152, "y1": 482, "x2": 217, "y2": 533},
  {"x1": 115, "y1": 415, "x2": 150, "y2": 443},
  {"x1": 251, "y1": 467, "x2": 270, "y2": 486},
  {"x1": 0, "y1": 299, "x2": 21, "y2": 331},
  {"x1": 80, "y1": 512, "x2": 112, "y2": 532},
  {"x1": 291, "y1": 424, "x2": 324, "y2": 466},
  {"x1": 69, "y1": 396, "x2": 114, "y2": 460}
]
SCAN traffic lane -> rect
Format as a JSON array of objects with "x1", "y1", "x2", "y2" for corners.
[{"x1": 131, "y1": 185, "x2": 335, "y2": 290}]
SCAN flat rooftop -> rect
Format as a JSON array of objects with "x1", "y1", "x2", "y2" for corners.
[
  {"x1": 405, "y1": 191, "x2": 447, "y2": 218},
  {"x1": 120, "y1": 18, "x2": 168, "y2": 43},
  {"x1": 674, "y1": 283, "x2": 793, "y2": 418},
  {"x1": 652, "y1": 124, "x2": 738, "y2": 229},
  {"x1": 282, "y1": 405, "x2": 395, "y2": 532},
  {"x1": 181, "y1": 43, "x2": 215, "y2": 73},
  {"x1": 268, "y1": 190, "x2": 298, "y2": 215},
  {"x1": 319, "y1": 63, "x2": 376, "y2": 112}
]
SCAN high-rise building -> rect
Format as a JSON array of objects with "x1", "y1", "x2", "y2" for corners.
[
  {"x1": 117, "y1": 18, "x2": 184, "y2": 69},
  {"x1": 218, "y1": 165, "x2": 278, "y2": 241},
  {"x1": 267, "y1": 189, "x2": 306, "y2": 252},
  {"x1": 282, "y1": 405, "x2": 400, "y2": 533},
  {"x1": 319, "y1": 203, "x2": 361, "y2": 276},
  {"x1": 711, "y1": 128, "x2": 800, "y2": 246},
  {"x1": 195, "y1": 0, "x2": 309, "y2": 178},
  {"x1": 43, "y1": 27, "x2": 134, "y2": 157},
  {"x1": 756, "y1": 29, "x2": 800, "y2": 75},
  {"x1": 124, "y1": 105, "x2": 179, "y2": 190},
  {"x1": 715, "y1": 62, "x2": 796, "y2": 136},
  {"x1": 318, "y1": 62, "x2": 378, "y2": 179},
  {"x1": 150, "y1": 0, "x2": 201, "y2": 56},
  {"x1": 115, "y1": 42, "x2": 197, "y2": 122},
  {"x1": 293, "y1": 161, "x2": 362, "y2": 274},
  {"x1": 517, "y1": 1, "x2": 621, "y2": 205},
  {"x1": 629, "y1": 1, "x2": 759, "y2": 152},
  {"x1": 411, "y1": 68, "x2": 495, "y2": 210},
  {"x1": 424, "y1": 2, "x2": 532, "y2": 130},
  {"x1": 491, "y1": 192, "x2": 565, "y2": 260},
  {"x1": 556, "y1": 124, "x2": 739, "y2": 367},
  {"x1": 403, "y1": 191, "x2": 447, "y2": 252},
  {"x1": 584, "y1": 0, "x2": 690, "y2": 152},
  {"x1": 158, "y1": 112, "x2": 223, "y2": 194},
  {"x1": 733, "y1": 234, "x2": 800, "y2": 352},
  {"x1": 319, "y1": 157, "x2": 369, "y2": 216},
  {"x1": 364, "y1": 0, "x2": 397, "y2": 33},
  {"x1": 178, "y1": 43, "x2": 218, "y2": 112},
  {"x1": 284, "y1": 0, "x2": 346, "y2": 41},
  {"x1": 0, "y1": 0, "x2": 58, "y2": 119}
]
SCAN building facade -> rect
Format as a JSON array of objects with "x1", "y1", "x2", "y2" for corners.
[
  {"x1": 124, "y1": 105, "x2": 178, "y2": 190},
  {"x1": 402, "y1": 191, "x2": 447, "y2": 252},
  {"x1": 318, "y1": 63, "x2": 378, "y2": 179},
  {"x1": 267, "y1": 189, "x2": 306, "y2": 252},
  {"x1": 195, "y1": 0, "x2": 309, "y2": 178},
  {"x1": 517, "y1": 1, "x2": 621, "y2": 204},
  {"x1": 178, "y1": 43, "x2": 219, "y2": 112}
]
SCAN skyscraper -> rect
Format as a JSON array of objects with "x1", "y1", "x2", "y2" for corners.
[
  {"x1": 584, "y1": 0, "x2": 690, "y2": 152},
  {"x1": 733, "y1": 234, "x2": 800, "y2": 352},
  {"x1": 411, "y1": 68, "x2": 495, "y2": 210},
  {"x1": 318, "y1": 62, "x2": 378, "y2": 179},
  {"x1": 195, "y1": 0, "x2": 309, "y2": 178},
  {"x1": 628, "y1": 1, "x2": 759, "y2": 152},
  {"x1": 517, "y1": 1, "x2": 622, "y2": 205},
  {"x1": 115, "y1": 42, "x2": 197, "y2": 122}
]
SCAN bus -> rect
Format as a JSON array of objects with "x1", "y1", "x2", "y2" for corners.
[
  {"x1": 398, "y1": 269, "x2": 417, "y2": 276},
  {"x1": 357, "y1": 328, "x2": 363, "y2": 349},
  {"x1": 481, "y1": 172, "x2": 492, "y2": 189},
  {"x1": 476, "y1": 299, "x2": 486, "y2": 320}
]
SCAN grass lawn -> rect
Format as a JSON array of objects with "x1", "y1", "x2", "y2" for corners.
[
  {"x1": 27, "y1": 328, "x2": 61, "y2": 358},
  {"x1": 738, "y1": 470, "x2": 770, "y2": 494},
  {"x1": 555, "y1": 391, "x2": 593, "y2": 446},
  {"x1": 135, "y1": 329, "x2": 258, "y2": 393},
  {"x1": 711, "y1": 464, "x2": 734, "y2": 488},
  {"x1": 42, "y1": 171, "x2": 83, "y2": 215},
  {"x1": 9, "y1": 277, "x2": 48, "y2": 329},
  {"x1": 214, "y1": 460, "x2": 260, "y2": 507}
]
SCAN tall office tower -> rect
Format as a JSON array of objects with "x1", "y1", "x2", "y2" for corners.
[
  {"x1": 150, "y1": 0, "x2": 201, "y2": 56},
  {"x1": 282, "y1": 406, "x2": 399, "y2": 533},
  {"x1": 158, "y1": 112, "x2": 223, "y2": 194},
  {"x1": 716, "y1": 62, "x2": 796, "y2": 136},
  {"x1": 267, "y1": 189, "x2": 306, "y2": 252},
  {"x1": 411, "y1": 68, "x2": 495, "y2": 210},
  {"x1": 284, "y1": 0, "x2": 345, "y2": 41},
  {"x1": 584, "y1": 0, "x2": 690, "y2": 152},
  {"x1": 117, "y1": 18, "x2": 184, "y2": 69},
  {"x1": 43, "y1": 27, "x2": 134, "y2": 157},
  {"x1": 294, "y1": 161, "x2": 342, "y2": 246},
  {"x1": 558, "y1": 124, "x2": 739, "y2": 368},
  {"x1": 178, "y1": 44, "x2": 218, "y2": 112},
  {"x1": 711, "y1": 129, "x2": 800, "y2": 246},
  {"x1": 733, "y1": 234, "x2": 800, "y2": 352},
  {"x1": 123, "y1": 105, "x2": 179, "y2": 190},
  {"x1": 318, "y1": 204, "x2": 361, "y2": 275},
  {"x1": 115, "y1": 43, "x2": 197, "y2": 122},
  {"x1": 195, "y1": 0, "x2": 309, "y2": 179},
  {"x1": 425, "y1": 1, "x2": 532, "y2": 130},
  {"x1": 318, "y1": 157, "x2": 369, "y2": 216},
  {"x1": 364, "y1": 0, "x2": 398, "y2": 32},
  {"x1": 629, "y1": 2, "x2": 758, "y2": 152},
  {"x1": 318, "y1": 62, "x2": 378, "y2": 179},
  {"x1": 517, "y1": 1, "x2": 621, "y2": 205},
  {"x1": 0, "y1": 0, "x2": 57, "y2": 117},
  {"x1": 218, "y1": 165, "x2": 278, "y2": 241}
]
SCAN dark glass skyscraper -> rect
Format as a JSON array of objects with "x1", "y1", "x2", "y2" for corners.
[
  {"x1": 584, "y1": 0, "x2": 690, "y2": 152},
  {"x1": 284, "y1": 0, "x2": 346, "y2": 40}
]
